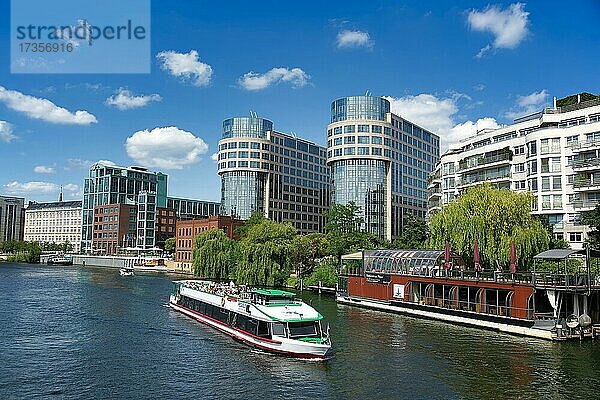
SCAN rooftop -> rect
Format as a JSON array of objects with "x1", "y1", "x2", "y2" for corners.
[
  {"x1": 27, "y1": 200, "x2": 82, "y2": 210},
  {"x1": 251, "y1": 289, "x2": 296, "y2": 297}
]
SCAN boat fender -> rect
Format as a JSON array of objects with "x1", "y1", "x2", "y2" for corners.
[{"x1": 221, "y1": 297, "x2": 226, "y2": 307}]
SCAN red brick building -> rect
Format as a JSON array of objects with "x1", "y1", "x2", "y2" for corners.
[
  {"x1": 92, "y1": 204, "x2": 138, "y2": 255},
  {"x1": 155, "y1": 207, "x2": 177, "y2": 248},
  {"x1": 175, "y1": 215, "x2": 243, "y2": 272}
]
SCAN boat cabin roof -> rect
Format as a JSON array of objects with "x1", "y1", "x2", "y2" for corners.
[{"x1": 251, "y1": 289, "x2": 296, "y2": 297}]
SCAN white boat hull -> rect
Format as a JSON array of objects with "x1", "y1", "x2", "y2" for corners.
[{"x1": 169, "y1": 299, "x2": 332, "y2": 359}]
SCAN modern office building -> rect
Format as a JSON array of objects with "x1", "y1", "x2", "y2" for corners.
[
  {"x1": 81, "y1": 162, "x2": 168, "y2": 253},
  {"x1": 427, "y1": 94, "x2": 600, "y2": 250},
  {"x1": 0, "y1": 195, "x2": 25, "y2": 243},
  {"x1": 174, "y1": 215, "x2": 243, "y2": 273},
  {"x1": 166, "y1": 197, "x2": 220, "y2": 220},
  {"x1": 326, "y1": 95, "x2": 440, "y2": 240},
  {"x1": 24, "y1": 200, "x2": 82, "y2": 252},
  {"x1": 217, "y1": 116, "x2": 330, "y2": 234}
]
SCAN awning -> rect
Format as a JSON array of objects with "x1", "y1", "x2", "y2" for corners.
[
  {"x1": 341, "y1": 251, "x2": 363, "y2": 261},
  {"x1": 533, "y1": 249, "x2": 580, "y2": 260}
]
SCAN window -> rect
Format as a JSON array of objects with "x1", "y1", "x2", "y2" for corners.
[
  {"x1": 529, "y1": 160, "x2": 537, "y2": 174},
  {"x1": 372, "y1": 147, "x2": 382, "y2": 156},
  {"x1": 540, "y1": 139, "x2": 549, "y2": 154},
  {"x1": 551, "y1": 157, "x2": 561, "y2": 173},
  {"x1": 344, "y1": 136, "x2": 356, "y2": 144},
  {"x1": 552, "y1": 176, "x2": 562, "y2": 190},
  {"x1": 358, "y1": 124, "x2": 369, "y2": 132},
  {"x1": 553, "y1": 195, "x2": 562, "y2": 209},
  {"x1": 344, "y1": 147, "x2": 355, "y2": 155},
  {"x1": 541, "y1": 158, "x2": 549, "y2": 173},
  {"x1": 372, "y1": 136, "x2": 382, "y2": 145},
  {"x1": 569, "y1": 232, "x2": 582, "y2": 242},
  {"x1": 551, "y1": 138, "x2": 561, "y2": 153},
  {"x1": 357, "y1": 147, "x2": 369, "y2": 155},
  {"x1": 372, "y1": 125, "x2": 382, "y2": 133},
  {"x1": 358, "y1": 136, "x2": 370, "y2": 144},
  {"x1": 515, "y1": 180, "x2": 526, "y2": 190},
  {"x1": 514, "y1": 145, "x2": 525, "y2": 155},
  {"x1": 333, "y1": 127, "x2": 342, "y2": 135},
  {"x1": 542, "y1": 195, "x2": 551, "y2": 210},
  {"x1": 528, "y1": 141, "x2": 537, "y2": 156},
  {"x1": 334, "y1": 137, "x2": 342, "y2": 146},
  {"x1": 239, "y1": 141, "x2": 249, "y2": 148},
  {"x1": 344, "y1": 125, "x2": 355, "y2": 133},
  {"x1": 250, "y1": 142, "x2": 260, "y2": 149},
  {"x1": 515, "y1": 163, "x2": 525, "y2": 173},
  {"x1": 288, "y1": 321, "x2": 319, "y2": 338},
  {"x1": 542, "y1": 176, "x2": 550, "y2": 191}
]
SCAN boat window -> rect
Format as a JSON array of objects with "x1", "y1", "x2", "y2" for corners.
[
  {"x1": 271, "y1": 322, "x2": 286, "y2": 337},
  {"x1": 288, "y1": 321, "x2": 319, "y2": 338},
  {"x1": 257, "y1": 320, "x2": 269, "y2": 337}
]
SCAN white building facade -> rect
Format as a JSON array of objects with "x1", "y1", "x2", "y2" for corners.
[
  {"x1": 428, "y1": 97, "x2": 600, "y2": 250},
  {"x1": 24, "y1": 201, "x2": 82, "y2": 252}
]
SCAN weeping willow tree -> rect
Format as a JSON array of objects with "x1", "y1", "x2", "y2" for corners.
[
  {"x1": 192, "y1": 228, "x2": 237, "y2": 279},
  {"x1": 428, "y1": 184, "x2": 549, "y2": 271},
  {"x1": 236, "y1": 220, "x2": 297, "y2": 286}
]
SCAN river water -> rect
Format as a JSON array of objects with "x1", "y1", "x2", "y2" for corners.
[{"x1": 1, "y1": 263, "x2": 599, "y2": 399}]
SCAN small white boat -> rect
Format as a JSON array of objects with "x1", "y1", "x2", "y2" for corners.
[
  {"x1": 120, "y1": 267, "x2": 134, "y2": 276},
  {"x1": 47, "y1": 255, "x2": 73, "y2": 266},
  {"x1": 169, "y1": 280, "x2": 333, "y2": 359}
]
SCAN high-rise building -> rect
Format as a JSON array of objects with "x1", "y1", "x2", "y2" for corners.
[
  {"x1": 0, "y1": 195, "x2": 25, "y2": 243},
  {"x1": 427, "y1": 94, "x2": 600, "y2": 250},
  {"x1": 24, "y1": 200, "x2": 82, "y2": 252},
  {"x1": 326, "y1": 95, "x2": 440, "y2": 240},
  {"x1": 81, "y1": 162, "x2": 167, "y2": 253},
  {"x1": 217, "y1": 116, "x2": 330, "y2": 234}
]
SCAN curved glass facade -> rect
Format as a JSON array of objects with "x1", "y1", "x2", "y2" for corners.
[
  {"x1": 222, "y1": 117, "x2": 273, "y2": 139},
  {"x1": 331, "y1": 159, "x2": 387, "y2": 238},
  {"x1": 221, "y1": 171, "x2": 265, "y2": 220},
  {"x1": 331, "y1": 96, "x2": 390, "y2": 123}
]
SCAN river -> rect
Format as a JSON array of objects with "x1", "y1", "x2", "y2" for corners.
[{"x1": 1, "y1": 263, "x2": 599, "y2": 399}]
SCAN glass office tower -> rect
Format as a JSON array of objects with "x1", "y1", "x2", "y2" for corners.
[
  {"x1": 327, "y1": 96, "x2": 440, "y2": 240},
  {"x1": 218, "y1": 116, "x2": 329, "y2": 234}
]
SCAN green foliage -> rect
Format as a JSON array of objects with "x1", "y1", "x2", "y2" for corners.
[
  {"x1": 234, "y1": 211, "x2": 267, "y2": 239},
  {"x1": 304, "y1": 258, "x2": 339, "y2": 288},
  {"x1": 192, "y1": 229, "x2": 236, "y2": 280},
  {"x1": 428, "y1": 184, "x2": 550, "y2": 271},
  {"x1": 290, "y1": 233, "x2": 329, "y2": 277},
  {"x1": 164, "y1": 237, "x2": 176, "y2": 253},
  {"x1": 324, "y1": 202, "x2": 364, "y2": 234},
  {"x1": 556, "y1": 92, "x2": 598, "y2": 108},
  {"x1": 236, "y1": 220, "x2": 297, "y2": 286},
  {"x1": 1, "y1": 241, "x2": 41, "y2": 263},
  {"x1": 393, "y1": 213, "x2": 430, "y2": 249},
  {"x1": 581, "y1": 205, "x2": 600, "y2": 248}
]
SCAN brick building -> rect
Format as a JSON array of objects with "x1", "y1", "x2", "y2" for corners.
[
  {"x1": 92, "y1": 204, "x2": 138, "y2": 255},
  {"x1": 155, "y1": 207, "x2": 177, "y2": 248},
  {"x1": 174, "y1": 215, "x2": 243, "y2": 273}
]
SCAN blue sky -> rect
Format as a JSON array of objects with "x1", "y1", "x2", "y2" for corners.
[{"x1": 1, "y1": 0, "x2": 599, "y2": 203}]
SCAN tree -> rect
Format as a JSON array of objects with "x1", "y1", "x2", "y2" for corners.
[
  {"x1": 60, "y1": 241, "x2": 73, "y2": 253},
  {"x1": 236, "y1": 219, "x2": 297, "y2": 286},
  {"x1": 192, "y1": 229, "x2": 237, "y2": 279},
  {"x1": 164, "y1": 237, "x2": 176, "y2": 253},
  {"x1": 428, "y1": 184, "x2": 549, "y2": 271},
  {"x1": 393, "y1": 214, "x2": 430, "y2": 249},
  {"x1": 582, "y1": 205, "x2": 600, "y2": 248},
  {"x1": 290, "y1": 233, "x2": 329, "y2": 277},
  {"x1": 324, "y1": 202, "x2": 364, "y2": 233},
  {"x1": 234, "y1": 211, "x2": 267, "y2": 239},
  {"x1": 534, "y1": 215, "x2": 570, "y2": 250}
]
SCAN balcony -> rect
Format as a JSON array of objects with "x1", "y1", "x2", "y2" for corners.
[
  {"x1": 569, "y1": 139, "x2": 600, "y2": 152},
  {"x1": 573, "y1": 178, "x2": 600, "y2": 191},
  {"x1": 572, "y1": 157, "x2": 600, "y2": 171},
  {"x1": 459, "y1": 148, "x2": 512, "y2": 172},
  {"x1": 571, "y1": 199, "x2": 599, "y2": 211}
]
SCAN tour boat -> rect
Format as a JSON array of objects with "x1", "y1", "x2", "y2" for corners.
[
  {"x1": 337, "y1": 249, "x2": 600, "y2": 341},
  {"x1": 46, "y1": 255, "x2": 73, "y2": 266},
  {"x1": 120, "y1": 267, "x2": 134, "y2": 276},
  {"x1": 169, "y1": 280, "x2": 333, "y2": 359}
]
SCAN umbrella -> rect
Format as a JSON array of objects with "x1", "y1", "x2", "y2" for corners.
[
  {"x1": 474, "y1": 240, "x2": 481, "y2": 271},
  {"x1": 510, "y1": 241, "x2": 517, "y2": 273},
  {"x1": 444, "y1": 240, "x2": 451, "y2": 270}
]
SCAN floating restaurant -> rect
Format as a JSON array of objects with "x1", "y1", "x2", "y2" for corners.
[{"x1": 337, "y1": 248, "x2": 600, "y2": 340}]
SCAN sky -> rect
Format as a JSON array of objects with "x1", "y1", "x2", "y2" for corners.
[{"x1": 0, "y1": 0, "x2": 599, "y2": 203}]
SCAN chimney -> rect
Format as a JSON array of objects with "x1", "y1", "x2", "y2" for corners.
[
  {"x1": 59, "y1": 186, "x2": 63, "y2": 202},
  {"x1": 578, "y1": 94, "x2": 581, "y2": 104},
  {"x1": 553, "y1": 96, "x2": 557, "y2": 110}
]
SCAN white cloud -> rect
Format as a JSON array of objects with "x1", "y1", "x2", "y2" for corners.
[
  {"x1": 446, "y1": 118, "x2": 502, "y2": 149},
  {"x1": 66, "y1": 158, "x2": 93, "y2": 169},
  {"x1": 239, "y1": 67, "x2": 310, "y2": 91},
  {"x1": 106, "y1": 88, "x2": 162, "y2": 110},
  {"x1": 336, "y1": 30, "x2": 373, "y2": 48},
  {"x1": 126, "y1": 126, "x2": 209, "y2": 170},
  {"x1": 0, "y1": 86, "x2": 97, "y2": 125},
  {"x1": 468, "y1": 3, "x2": 529, "y2": 57},
  {"x1": 384, "y1": 93, "x2": 501, "y2": 152},
  {"x1": 156, "y1": 50, "x2": 213, "y2": 87},
  {"x1": 3, "y1": 181, "x2": 79, "y2": 197},
  {"x1": 33, "y1": 165, "x2": 55, "y2": 174},
  {"x1": 504, "y1": 89, "x2": 548, "y2": 120},
  {"x1": 210, "y1": 153, "x2": 218, "y2": 162},
  {"x1": 0, "y1": 121, "x2": 17, "y2": 143}
]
